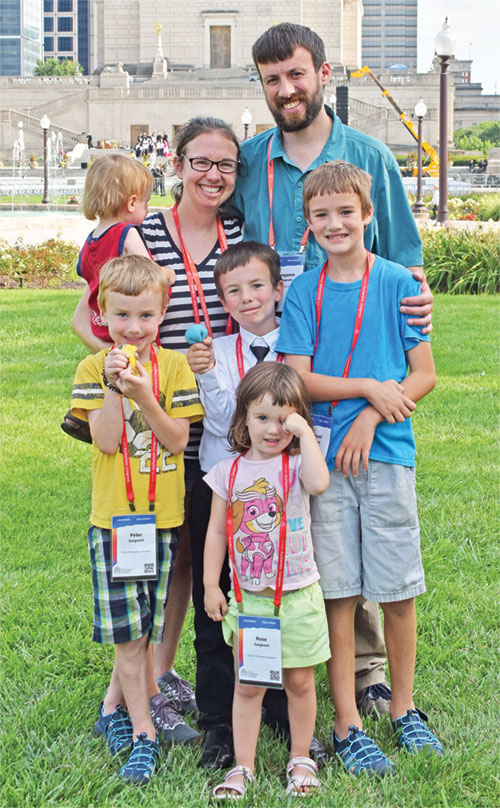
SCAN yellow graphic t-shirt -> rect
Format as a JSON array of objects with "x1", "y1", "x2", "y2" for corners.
[{"x1": 71, "y1": 347, "x2": 204, "y2": 528}]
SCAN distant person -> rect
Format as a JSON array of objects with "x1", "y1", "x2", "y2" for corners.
[
  {"x1": 67, "y1": 256, "x2": 203, "y2": 784},
  {"x1": 86, "y1": 133, "x2": 93, "y2": 149}
]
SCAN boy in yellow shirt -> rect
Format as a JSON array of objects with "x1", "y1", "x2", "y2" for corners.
[{"x1": 69, "y1": 255, "x2": 203, "y2": 784}]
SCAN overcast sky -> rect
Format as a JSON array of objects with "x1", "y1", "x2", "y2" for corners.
[{"x1": 418, "y1": 0, "x2": 500, "y2": 95}]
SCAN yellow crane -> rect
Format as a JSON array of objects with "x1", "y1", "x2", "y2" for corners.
[{"x1": 349, "y1": 65, "x2": 439, "y2": 177}]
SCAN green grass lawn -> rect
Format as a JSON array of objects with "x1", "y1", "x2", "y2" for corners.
[
  {"x1": 1, "y1": 291, "x2": 499, "y2": 807},
  {"x1": 0, "y1": 192, "x2": 173, "y2": 207}
]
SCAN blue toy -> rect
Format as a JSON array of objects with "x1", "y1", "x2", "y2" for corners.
[{"x1": 185, "y1": 324, "x2": 209, "y2": 344}]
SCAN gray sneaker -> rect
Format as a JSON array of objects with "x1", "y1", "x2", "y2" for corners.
[
  {"x1": 150, "y1": 693, "x2": 200, "y2": 746},
  {"x1": 156, "y1": 669, "x2": 198, "y2": 716},
  {"x1": 356, "y1": 683, "x2": 392, "y2": 717}
]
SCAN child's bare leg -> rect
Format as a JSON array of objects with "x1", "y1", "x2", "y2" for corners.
[
  {"x1": 115, "y1": 634, "x2": 156, "y2": 740},
  {"x1": 284, "y1": 666, "x2": 319, "y2": 793},
  {"x1": 284, "y1": 667, "x2": 316, "y2": 758},
  {"x1": 380, "y1": 598, "x2": 416, "y2": 719},
  {"x1": 325, "y1": 596, "x2": 362, "y2": 738},
  {"x1": 103, "y1": 643, "x2": 160, "y2": 716},
  {"x1": 232, "y1": 681, "x2": 265, "y2": 774},
  {"x1": 153, "y1": 522, "x2": 192, "y2": 677},
  {"x1": 214, "y1": 635, "x2": 265, "y2": 794},
  {"x1": 102, "y1": 656, "x2": 125, "y2": 713}
]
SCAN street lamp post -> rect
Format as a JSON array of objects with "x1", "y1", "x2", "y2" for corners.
[
  {"x1": 411, "y1": 98, "x2": 428, "y2": 218},
  {"x1": 241, "y1": 107, "x2": 252, "y2": 141},
  {"x1": 434, "y1": 18, "x2": 456, "y2": 224},
  {"x1": 41, "y1": 114, "x2": 51, "y2": 205}
]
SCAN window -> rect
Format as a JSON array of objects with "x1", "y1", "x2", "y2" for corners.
[
  {"x1": 44, "y1": 0, "x2": 53, "y2": 10},
  {"x1": 58, "y1": 0, "x2": 73, "y2": 11},
  {"x1": 0, "y1": 0, "x2": 21, "y2": 35},
  {"x1": 44, "y1": 36, "x2": 54, "y2": 51},
  {"x1": 58, "y1": 17, "x2": 73, "y2": 31},
  {"x1": 44, "y1": 17, "x2": 54, "y2": 31},
  {"x1": 57, "y1": 35, "x2": 73, "y2": 51}
]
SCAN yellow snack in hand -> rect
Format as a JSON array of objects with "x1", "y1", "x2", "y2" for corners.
[{"x1": 120, "y1": 344, "x2": 138, "y2": 372}]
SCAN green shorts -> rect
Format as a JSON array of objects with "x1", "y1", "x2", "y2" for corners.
[{"x1": 222, "y1": 581, "x2": 331, "y2": 669}]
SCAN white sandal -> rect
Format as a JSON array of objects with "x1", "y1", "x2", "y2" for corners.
[
  {"x1": 286, "y1": 756, "x2": 320, "y2": 796},
  {"x1": 212, "y1": 765, "x2": 254, "y2": 800}
]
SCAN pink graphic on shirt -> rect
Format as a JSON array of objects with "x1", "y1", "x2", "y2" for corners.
[{"x1": 231, "y1": 477, "x2": 283, "y2": 586}]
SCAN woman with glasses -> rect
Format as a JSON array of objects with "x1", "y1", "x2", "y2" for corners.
[{"x1": 141, "y1": 118, "x2": 244, "y2": 748}]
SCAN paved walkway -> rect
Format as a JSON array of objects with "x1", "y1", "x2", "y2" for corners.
[
  {"x1": 0, "y1": 211, "x2": 91, "y2": 245},
  {"x1": 1, "y1": 210, "x2": 497, "y2": 247},
  {"x1": 0, "y1": 207, "x2": 167, "y2": 246}
]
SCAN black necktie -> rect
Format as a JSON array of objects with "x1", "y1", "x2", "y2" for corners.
[{"x1": 250, "y1": 344, "x2": 269, "y2": 363}]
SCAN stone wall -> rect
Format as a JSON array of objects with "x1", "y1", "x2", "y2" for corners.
[
  {"x1": 0, "y1": 69, "x2": 455, "y2": 163},
  {"x1": 96, "y1": 0, "x2": 344, "y2": 69}
]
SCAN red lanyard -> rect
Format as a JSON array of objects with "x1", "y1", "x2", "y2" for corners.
[
  {"x1": 312, "y1": 251, "x2": 371, "y2": 413},
  {"x1": 235, "y1": 334, "x2": 284, "y2": 379},
  {"x1": 120, "y1": 345, "x2": 159, "y2": 512},
  {"x1": 267, "y1": 137, "x2": 310, "y2": 252},
  {"x1": 226, "y1": 452, "x2": 290, "y2": 615},
  {"x1": 172, "y1": 204, "x2": 232, "y2": 337}
]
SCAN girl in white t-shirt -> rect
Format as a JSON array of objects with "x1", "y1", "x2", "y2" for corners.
[{"x1": 203, "y1": 363, "x2": 330, "y2": 798}]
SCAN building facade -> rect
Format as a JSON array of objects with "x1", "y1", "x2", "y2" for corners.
[
  {"x1": 362, "y1": 0, "x2": 417, "y2": 72},
  {"x1": 0, "y1": 0, "x2": 43, "y2": 75},
  {"x1": 43, "y1": 0, "x2": 92, "y2": 74},
  {"x1": 93, "y1": 0, "x2": 349, "y2": 71}
]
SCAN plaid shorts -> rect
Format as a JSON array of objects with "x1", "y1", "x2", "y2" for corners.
[{"x1": 88, "y1": 525, "x2": 179, "y2": 645}]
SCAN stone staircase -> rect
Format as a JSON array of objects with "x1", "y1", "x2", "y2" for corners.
[{"x1": 6, "y1": 109, "x2": 83, "y2": 147}]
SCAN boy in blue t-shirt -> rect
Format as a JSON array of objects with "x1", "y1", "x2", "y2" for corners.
[{"x1": 276, "y1": 161, "x2": 443, "y2": 776}]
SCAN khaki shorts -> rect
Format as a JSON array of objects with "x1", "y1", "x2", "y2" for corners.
[
  {"x1": 311, "y1": 461, "x2": 426, "y2": 602},
  {"x1": 222, "y1": 581, "x2": 331, "y2": 669}
]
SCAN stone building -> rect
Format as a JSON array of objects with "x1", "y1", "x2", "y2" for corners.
[
  {"x1": 93, "y1": 0, "x2": 361, "y2": 72},
  {"x1": 0, "y1": 1, "x2": 460, "y2": 162}
]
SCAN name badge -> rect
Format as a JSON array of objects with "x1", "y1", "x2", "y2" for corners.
[
  {"x1": 277, "y1": 252, "x2": 306, "y2": 312},
  {"x1": 111, "y1": 513, "x2": 157, "y2": 581},
  {"x1": 312, "y1": 413, "x2": 332, "y2": 458},
  {"x1": 237, "y1": 614, "x2": 283, "y2": 689}
]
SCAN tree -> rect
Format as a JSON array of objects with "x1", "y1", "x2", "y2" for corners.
[
  {"x1": 454, "y1": 121, "x2": 500, "y2": 151},
  {"x1": 34, "y1": 58, "x2": 83, "y2": 76}
]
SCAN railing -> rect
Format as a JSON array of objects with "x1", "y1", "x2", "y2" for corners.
[
  {"x1": 129, "y1": 85, "x2": 265, "y2": 100},
  {"x1": 1, "y1": 75, "x2": 94, "y2": 87},
  {"x1": 0, "y1": 176, "x2": 86, "y2": 195},
  {"x1": 5, "y1": 110, "x2": 83, "y2": 145}
]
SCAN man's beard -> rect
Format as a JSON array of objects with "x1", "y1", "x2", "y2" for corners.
[{"x1": 268, "y1": 82, "x2": 325, "y2": 132}]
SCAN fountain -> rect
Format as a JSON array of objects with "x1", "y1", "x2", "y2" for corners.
[{"x1": 2, "y1": 119, "x2": 85, "y2": 210}]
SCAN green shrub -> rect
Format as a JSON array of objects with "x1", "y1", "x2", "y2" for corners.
[
  {"x1": 409, "y1": 193, "x2": 499, "y2": 222},
  {"x1": 420, "y1": 226, "x2": 500, "y2": 293},
  {"x1": 448, "y1": 153, "x2": 487, "y2": 166},
  {"x1": 0, "y1": 237, "x2": 79, "y2": 288}
]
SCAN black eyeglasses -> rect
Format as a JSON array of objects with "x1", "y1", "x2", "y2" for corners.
[{"x1": 181, "y1": 155, "x2": 240, "y2": 174}]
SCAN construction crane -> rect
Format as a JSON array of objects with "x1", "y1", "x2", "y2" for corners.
[{"x1": 349, "y1": 65, "x2": 439, "y2": 177}]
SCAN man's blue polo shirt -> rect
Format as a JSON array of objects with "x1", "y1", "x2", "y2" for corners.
[{"x1": 232, "y1": 106, "x2": 423, "y2": 270}]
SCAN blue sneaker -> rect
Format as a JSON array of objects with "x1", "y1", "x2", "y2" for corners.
[
  {"x1": 94, "y1": 702, "x2": 112, "y2": 737},
  {"x1": 106, "y1": 705, "x2": 133, "y2": 756},
  {"x1": 119, "y1": 733, "x2": 160, "y2": 785},
  {"x1": 333, "y1": 726, "x2": 394, "y2": 777},
  {"x1": 392, "y1": 709, "x2": 444, "y2": 756}
]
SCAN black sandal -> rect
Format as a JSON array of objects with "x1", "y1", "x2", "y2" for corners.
[{"x1": 61, "y1": 410, "x2": 92, "y2": 444}]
